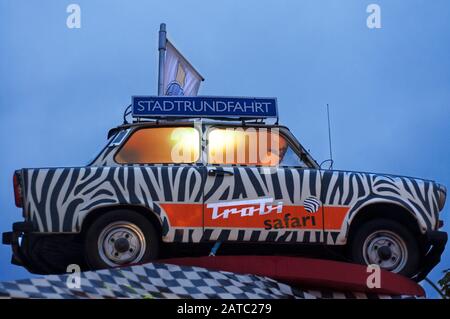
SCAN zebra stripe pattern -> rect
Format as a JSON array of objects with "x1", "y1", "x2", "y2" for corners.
[
  {"x1": 303, "y1": 197, "x2": 321, "y2": 213},
  {"x1": 23, "y1": 156, "x2": 440, "y2": 245}
]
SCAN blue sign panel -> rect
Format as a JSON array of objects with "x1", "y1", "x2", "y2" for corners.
[{"x1": 132, "y1": 96, "x2": 278, "y2": 119}]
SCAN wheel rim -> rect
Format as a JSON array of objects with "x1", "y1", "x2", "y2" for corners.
[
  {"x1": 362, "y1": 230, "x2": 408, "y2": 273},
  {"x1": 97, "y1": 221, "x2": 146, "y2": 267}
]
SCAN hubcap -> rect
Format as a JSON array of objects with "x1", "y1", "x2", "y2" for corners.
[
  {"x1": 377, "y1": 245, "x2": 392, "y2": 260},
  {"x1": 362, "y1": 230, "x2": 408, "y2": 273},
  {"x1": 98, "y1": 221, "x2": 146, "y2": 267},
  {"x1": 114, "y1": 237, "x2": 130, "y2": 253}
]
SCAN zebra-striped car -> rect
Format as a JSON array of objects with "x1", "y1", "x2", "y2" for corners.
[{"x1": 2, "y1": 120, "x2": 447, "y2": 280}]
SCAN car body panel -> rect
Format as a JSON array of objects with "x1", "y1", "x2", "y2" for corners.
[
  {"x1": 20, "y1": 136, "x2": 441, "y2": 246},
  {"x1": 5, "y1": 120, "x2": 446, "y2": 278}
]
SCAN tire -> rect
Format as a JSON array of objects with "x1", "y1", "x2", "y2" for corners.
[
  {"x1": 348, "y1": 218, "x2": 420, "y2": 278},
  {"x1": 84, "y1": 209, "x2": 159, "y2": 270}
]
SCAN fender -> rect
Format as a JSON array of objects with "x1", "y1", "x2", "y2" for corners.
[
  {"x1": 78, "y1": 201, "x2": 170, "y2": 236},
  {"x1": 21, "y1": 166, "x2": 204, "y2": 234},
  {"x1": 335, "y1": 197, "x2": 427, "y2": 245}
]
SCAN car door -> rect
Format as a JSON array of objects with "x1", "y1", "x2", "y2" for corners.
[
  {"x1": 202, "y1": 125, "x2": 324, "y2": 243},
  {"x1": 114, "y1": 124, "x2": 206, "y2": 243}
]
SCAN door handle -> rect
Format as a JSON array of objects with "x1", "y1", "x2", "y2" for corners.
[{"x1": 208, "y1": 169, "x2": 234, "y2": 176}]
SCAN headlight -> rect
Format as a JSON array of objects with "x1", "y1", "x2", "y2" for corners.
[{"x1": 437, "y1": 183, "x2": 447, "y2": 211}]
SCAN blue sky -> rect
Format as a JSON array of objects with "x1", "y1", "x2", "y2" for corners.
[{"x1": 0, "y1": 0, "x2": 449, "y2": 297}]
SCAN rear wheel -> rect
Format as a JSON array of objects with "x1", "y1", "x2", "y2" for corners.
[
  {"x1": 84, "y1": 210, "x2": 159, "y2": 270},
  {"x1": 349, "y1": 218, "x2": 420, "y2": 277}
]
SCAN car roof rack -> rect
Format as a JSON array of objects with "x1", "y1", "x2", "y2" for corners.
[{"x1": 127, "y1": 116, "x2": 276, "y2": 125}]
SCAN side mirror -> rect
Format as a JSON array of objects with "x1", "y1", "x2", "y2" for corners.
[{"x1": 319, "y1": 159, "x2": 334, "y2": 170}]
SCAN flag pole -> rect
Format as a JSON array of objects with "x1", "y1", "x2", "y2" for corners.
[{"x1": 157, "y1": 23, "x2": 167, "y2": 96}]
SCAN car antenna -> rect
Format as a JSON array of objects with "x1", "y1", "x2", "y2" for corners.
[
  {"x1": 326, "y1": 103, "x2": 334, "y2": 169},
  {"x1": 320, "y1": 104, "x2": 334, "y2": 169}
]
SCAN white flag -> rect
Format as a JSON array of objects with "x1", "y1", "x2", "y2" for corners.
[{"x1": 163, "y1": 40, "x2": 204, "y2": 96}]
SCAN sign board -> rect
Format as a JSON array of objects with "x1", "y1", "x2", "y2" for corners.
[{"x1": 132, "y1": 96, "x2": 278, "y2": 119}]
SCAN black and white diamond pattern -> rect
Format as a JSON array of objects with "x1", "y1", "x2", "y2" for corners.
[{"x1": 0, "y1": 262, "x2": 420, "y2": 299}]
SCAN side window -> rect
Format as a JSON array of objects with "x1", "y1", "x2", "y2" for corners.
[
  {"x1": 110, "y1": 128, "x2": 131, "y2": 147},
  {"x1": 115, "y1": 127, "x2": 200, "y2": 164},
  {"x1": 279, "y1": 145, "x2": 306, "y2": 167},
  {"x1": 207, "y1": 127, "x2": 306, "y2": 167}
]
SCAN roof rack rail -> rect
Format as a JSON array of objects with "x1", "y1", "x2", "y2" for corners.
[{"x1": 130, "y1": 116, "x2": 276, "y2": 124}]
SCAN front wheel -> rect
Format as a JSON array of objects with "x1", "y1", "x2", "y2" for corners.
[
  {"x1": 349, "y1": 219, "x2": 420, "y2": 277},
  {"x1": 84, "y1": 210, "x2": 159, "y2": 270}
]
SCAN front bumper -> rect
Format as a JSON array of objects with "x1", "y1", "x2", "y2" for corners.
[{"x1": 413, "y1": 230, "x2": 448, "y2": 282}]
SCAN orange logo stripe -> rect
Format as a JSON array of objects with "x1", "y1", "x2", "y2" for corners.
[
  {"x1": 160, "y1": 203, "x2": 203, "y2": 227},
  {"x1": 160, "y1": 202, "x2": 349, "y2": 231}
]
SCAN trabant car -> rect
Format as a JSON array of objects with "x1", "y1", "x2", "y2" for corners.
[{"x1": 2, "y1": 96, "x2": 447, "y2": 281}]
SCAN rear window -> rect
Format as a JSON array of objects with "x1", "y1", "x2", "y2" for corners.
[{"x1": 115, "y1": 127, "x2": 200, "y2": 164}]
